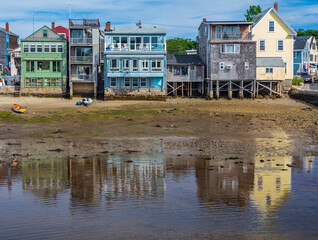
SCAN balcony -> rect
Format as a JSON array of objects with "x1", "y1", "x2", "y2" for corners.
[
  {"x1": 71, "y1": 56, "x2": 93, "y2": 63},
  {"x1": 105, "y1": 43, "x2": 166, "y2": 52},
  {"x1": 69, "y1": 19, "x2": 100, "y2": 27},
  {"x1": 70, "y1": 38, "x2": 92, "y2": 45},
  {"x1": 71, "y1": 74, "x2": 93, "y2": 81}
]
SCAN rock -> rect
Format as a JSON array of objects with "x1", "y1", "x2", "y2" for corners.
[
  {"x1": 127, "y1": 119, "x2": 134, "y2": 121},
  {"x1": 53, "y1": 129, "x2": 64, "y2": 134},
  {"x1": 124, "y1": 150, "x2": 140, "y2": 154},
  {"x1": 126, "y1": 160, "x2": 133, "y2": 163},
  {"x1": 48, "y1": 149, "x2": 63, "y2": 152},
  {"x1": 101, "y1": 151, "x2": 109, "y2": 154},
  {"x1": 260, "y1": 160, "x2": 265, "y2": 163},
  {"x1": 27, "y1": 153, "x2": 32, "y2": 156},
  {"x1": 315, "y1": 121, "x2": 318, "y2": 125},
  {"x1": 155, "y1": 124, "x2": 161, "y2": 128}
]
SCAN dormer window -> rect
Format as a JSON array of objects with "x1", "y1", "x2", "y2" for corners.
[{"x1": 269, "y1": 21, "x2": 275, "y2": 32}]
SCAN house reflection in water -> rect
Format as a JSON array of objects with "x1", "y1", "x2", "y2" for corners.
[
  {"x1": 103, "y1": 153, "x2": 166, "y2": 201},
  {"x1": 195, "y1": 158, "x2": 255, "y2": 207},
  {"x1": 22, "y1": 158, "x2": 69, "y2": 200},
  {"x1": 250, "y1": 156, "x2": 292, "y2": 216}
]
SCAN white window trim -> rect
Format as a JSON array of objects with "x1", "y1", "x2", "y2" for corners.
[
  {"x1": 216, "y1": 26, "x2": 222, "y2": 40},
  {"x1": 266, "y1": 68, "x2": 273, "y2": 74},
  {"x1": 151, "y1": 60, "x2": 162, "y2": 72},
  {"x1": 259, "y1": 40, "x2": 266, "y2": 51},
  {"x1": 132, "y1": 77, "x2": 139, "y2": 88},
  {"x1": 220, "y1": 62, "x2": 224, "y2": 70},
  {"x1": 142, "y1": 60, "x2": 149, "y2": 72},
  {"x1": 220, "y1": 44, "x2": 240, "y2": 54},
  {"x1": 109, "y1": 59, "x2": 120, "y2": 72},
  {"x1": 122, "y1": 59, "x2": 129, "y2": 71},
  {"x1": 140, "y1": 78, "x2": 147, "y2": 87},
  {"x1": 268, "y1": 20, "x2": 275, "y2": 32},
  {"x1": 110, "y1": 78, "x2": 117, "y2": 87},
  {"x1": 132, "y1": 59, "x2": 139, "y2": 72},
  {"x1": 57, "y1": 44, "x2": 64, "y2": 53},
  {"x1": 124, "y1": 77, "x2": 131, "y2": 87},
  {"x1": 23, "y1": 44, "x2": 29, "y2": 53},
  {"x1": 277, "y1": 39, "x2": 284, "y2": 51}
]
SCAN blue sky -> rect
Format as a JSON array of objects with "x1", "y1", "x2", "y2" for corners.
[{"x1": 1, "y1": 0, "x2": 318, "y2": 40}]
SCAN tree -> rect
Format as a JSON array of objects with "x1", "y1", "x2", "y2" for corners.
[
  {"x1": 166, "y1": 38, "x2": 197, "y2": 55},
  {"x1": 297, "y1": 29, "x2": 318, "y2": 39},
  {"x1": 244, "y1": 5, "x2": 262, "y2": 22}
]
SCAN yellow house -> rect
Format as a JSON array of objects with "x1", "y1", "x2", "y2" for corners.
[{"x1": 252, "y1": 3, "x2": 297, "y2": 87}]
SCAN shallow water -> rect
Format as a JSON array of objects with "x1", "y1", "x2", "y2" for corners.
[{"x1": 0, "y1": 153, "x2": 318, "y2": 240}]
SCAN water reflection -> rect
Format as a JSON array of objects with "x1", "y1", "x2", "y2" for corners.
[{"x1": 250, "y1": 156, "x2": 292, "y2": 216}]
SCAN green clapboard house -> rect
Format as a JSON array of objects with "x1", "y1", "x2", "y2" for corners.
[{"x1": 21, "y1": 26, "x2": 67, "y2": 97}]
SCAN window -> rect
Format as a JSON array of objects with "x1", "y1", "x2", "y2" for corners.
[
  {"x1": 122, "y1": 59, "x2": 129, "y2": 71},
  {"x1": 174, "y1": 67, "x2": 180, "y2": 75},
  {"x1": 23, "y1": 44, "x2": 29, "y2": 53},
  {"x1": 51, "y1": 44, "x2": 56, "y2": 53},
  {"x1": 43, "y1": 29, "x2": 48, "y2": 38},
  {"x1": 53, "y1": 61, "x2": 61, "y2": 72},
  {"x1": 121, "y1": 37, "x2": 128, "y2": 49},
  {"x1": 0, "y1": 64, "x2": 2, "y2": 73},
  {"x1": 44, "y1": 78, "x2": 62, "y2": 87},
  {"x1": 25, "y1": 78, "x2": 43, "y2": 87},
  {"x1": 277, "y1": 40, "x2": 284, "y2": 51},
  {"x1": 130, "y1": 37, "x2": 136, "y2": 50},
  {"x1": 285, "y1": 63, "x2": 287, "y2": 74},
  {"x1": 44, "y1": 44, "x2": 50, "y2": 52},
  {"x1": 220, "y1": 62, "x2": 224, "y2": 70},
  {"x1": 169, "y1": 67, "x2": 172, "y2": 73},
  {"x1": 140, "y1": 78, "x2": 147, "y2": 87},
  {"x1": 76, "y1": 66, "x2": 91, "y2": 80},
  {"x1": 181, "y1": 66, "x2": 188, "y2": 75},
  {"x1": 266, "y1": 68, "x2": 273, "y2": 74},
  {"x1": 30, "y1": 44, "x2": 36, "y2": 53},
  {"x1": 293, "y1": 51, "x2": 297, "y2": 58},
  {"x1": 113, "y1": 37, "x2": 120, "y2": 48},
  {"x1": 110, "y1": 59, "x2": 119, "y2": 72},
  {"x1": 245, "y1": 62, "x2": 249, "y2": 70},
  {"x1": 110, "y1": 78, "x2": 117, "y2": 87},
  {"x1": 259, "y1": 40, "x2": 266, "y2": 51},
  {"x1": 26, "y1": 61, "x2": 35, "y2": 72},
  {"x1": 269, "y1": 21, "x2": 275, "y2": 32},
  {"x1": 133, "y1": 59, "x2": 139, "y2": 72},
  {"x1": 142, "y1": 60, "x2": 149, "y2": 72},
  {"x1": 223, "y1": 26, "x2": 240, "y2": 37},
  {"x1": 124, "y1": 78, "x2": 130, "y2": 87},
  {"x1": 38, "y1": 61, "x2": 50, "y2": 71},
  {"x1": 132, "y1": 78, "x2": 139, "y2": 87},
  {"x1": 59, "y1": 33, "x2": 66, "y2": 39},
  {"x1": 58, "y1": 44, "x2": 63, "y2": 53},
  {"x1": 216, "y1": 26, "x2": 222, "y2": 39},
  {"x1": 310, "y1": 55, "x2": 314, "y2": 61},
  {"x1": 151, "y1": 60, "x2": 162, "y2": 71},
  {"x1": 37, "y1": 44, "x2": 43, "y2": 53},
  {"x1": 221, "y1": 44, "x2": 240, "y2": 53}
]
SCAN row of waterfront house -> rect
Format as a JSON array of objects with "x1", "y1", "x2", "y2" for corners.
[{"x1": 0, "y1": 2, "x2": 317, "y2": 100}]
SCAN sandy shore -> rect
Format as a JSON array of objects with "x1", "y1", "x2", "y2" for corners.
[{"x1": 0, "y1": 96, "x2": 317, "y2": 162}]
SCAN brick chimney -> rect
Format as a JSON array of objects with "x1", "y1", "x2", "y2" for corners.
[
  {"x1": 106, "y1": 22, "x2": 111, "y2": 31},
  {"x1": 6, "y1": 22, "x2": 9, "y2": 32},
  {"x1": 51, "y1": 22, "x2": 55, "y2": 30},
  {"x1": 274, "y1": 2, "x2": 278, "y2": 12},
  {"x1": 203, "y1": 18, "x2": 207, "y2": 22}
]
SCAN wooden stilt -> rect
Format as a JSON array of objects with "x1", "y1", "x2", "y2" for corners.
[
  {"x1": 270, "y1": 81, "x2": 272, "y2": 96},
  {"x1": 228, "y1": 81, "x2": 232, "y2": 100},
  {"x1": 239, "y1": 80, "x2": 244, "y2": 100},
  {"x1": 190, "y1": 82, "x2": 192, "y2": 97},
  {"x1": 182, "y1": 82, "x2": 184, "y2": 97},
  {"x1": 256, "y1": 82, "x2": 259, "y2": 98},
  {"x1": 216, "y1": 80, "x2": 220, "y2": 100}
]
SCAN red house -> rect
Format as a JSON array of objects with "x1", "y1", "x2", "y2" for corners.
[{"x1": 51, "y1": 22, "x2": 69, "y2": 40}]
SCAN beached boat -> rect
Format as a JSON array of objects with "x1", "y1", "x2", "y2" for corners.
[{"x1": 12, "y1": 104, "x2": 26, "y2": 114}]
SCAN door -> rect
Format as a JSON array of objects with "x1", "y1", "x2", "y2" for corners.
[{"x1": 190, "y1": 66, "x2": 196, "y2": 81}]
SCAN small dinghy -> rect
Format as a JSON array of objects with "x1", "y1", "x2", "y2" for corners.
[
  {"x1": 76, "y1": 98, "x2": 92, "y2": 107},
  {"x1": 12, "y1": 104, "x2": 26, "y2": 114}
]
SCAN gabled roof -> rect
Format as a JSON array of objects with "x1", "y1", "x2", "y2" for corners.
[
  {"x1": 294, "y1": 36, "x2": 311, "y2": 50},
  {"x1": 252, "y1": 7, "x2": 297, "y2": 36},
  {"x1": 256, "y1": 57, "x2": 285, "y2": 67},
  {"x1": 0, "y1": 27, "x2": 19, "y2": 37},
  {"x1": 23, "y1": 25, "x2": 65, "y2": 41},
  {"x1": 167, "y1": 54, "x2": 204, "y2": 65}
]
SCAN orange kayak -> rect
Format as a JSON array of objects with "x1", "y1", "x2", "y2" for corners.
[{"x1": 12, "y1": 104, "x2": 26, "y2": 114}]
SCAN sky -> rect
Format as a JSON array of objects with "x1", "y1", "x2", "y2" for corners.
[{"x1": 0, "y1": 0, "x2": 318, "y2": 40}]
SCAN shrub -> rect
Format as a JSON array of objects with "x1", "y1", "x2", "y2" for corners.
[{"x1": 292, "y1": 77, "x2": 304, "y2": 85}]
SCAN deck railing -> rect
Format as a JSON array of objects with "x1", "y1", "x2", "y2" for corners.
[
  {"x1": 71, "y1": 56, "x2": 93, "y2": 63},
  {"x1": 69, "y1": 19, "x2": 100, "y2": 27},
  {"x1": 105, "y1": 43, "x2": 166, "y2": 52},
  {"x1": 70, "y1": 38, "x2": 93, "y2": 45}
]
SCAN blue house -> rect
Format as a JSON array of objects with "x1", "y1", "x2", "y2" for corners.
[
  {"x1": 294, "y1": 36, "x2": 310, "y2": 75},
  {"x1": 104, "y1": 22, "x2": 167, "y2": 99}
]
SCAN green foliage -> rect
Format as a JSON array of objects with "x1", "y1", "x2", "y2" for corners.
[
  {"x1": 244, "y1": 5, "x2": 262, "y2": 22},
  {"x1": 292, "y1": 77, "x2": 304, "y2": 86},
  {"x1": 297, "y1": 29, "x2": 318, "y2": 38},
  {"x1": 167, "y1": 38, "x2": 197, "y2": 55}
]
